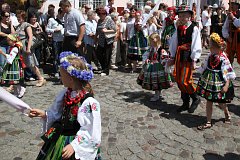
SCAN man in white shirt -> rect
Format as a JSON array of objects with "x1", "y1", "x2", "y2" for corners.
[
  {"x1": 222, "y1": 1, "x2": 240, "y2": 64},
  {"x1": 202, "y1": 5, "x2": 212, "y2": 48},
  {"x1": 60, "y1": 0, "x2": 85, "y2": 56},
  {"x1": 1, "y1": 3, "x2": 19, "y2": 27}
]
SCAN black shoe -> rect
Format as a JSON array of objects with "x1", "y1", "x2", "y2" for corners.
[
  {"x1": 188, "y1": 98, "x2": 201, "y2": 113},
  {"x1": 177, "y1": 103, "x2": 189, "y2": 113}
]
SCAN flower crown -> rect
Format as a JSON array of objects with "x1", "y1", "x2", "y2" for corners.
[
  {"x1": 59, "y1": 51, "x2": 93, "y2": 81},
  {"x1": 210, "y1": 33, "x2": 224, "y2": 46}
]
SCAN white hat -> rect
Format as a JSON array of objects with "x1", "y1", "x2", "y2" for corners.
[
  {"x1": 213, "y1": 4, "x2": 218, "y2": 9},
  {"x1": 208, "y1": 5, "x2": 213, "y2": 8}
]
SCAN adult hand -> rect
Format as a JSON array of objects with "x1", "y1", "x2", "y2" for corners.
[
  {"x1": 26, "y1": 49, "x2": 31, "y2": 55},
  {"x1": 228, "y1": 12, "x2": 235, "y2": 20},
  {"x1": 62, "y1": 144, "x2": 74, "y2": 159},
  {"x1": 75, "y1": 40, "x2": 82, "y2": 48},
  {"x1": 102, "y1": 28, "x2": 108, "y2": 32},
  {"x1": 29, "y1": 108, "x2": 46, "y2": 118}
]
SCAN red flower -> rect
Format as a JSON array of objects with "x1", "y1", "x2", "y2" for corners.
[
  {"x1": 71, "y1": 106, "x2": 79, "y2": 116},
  {"x1": 91, "y1": 103, "x2": 97, "y2": 111}
]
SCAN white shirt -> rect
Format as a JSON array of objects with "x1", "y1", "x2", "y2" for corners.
[
  {"x1": 147, "y1": 23, "x2": 157, "y2": 35},
  {"x1": 159, "y1": 11, "x2": 167, "y2": 22},
  {"x1": 126, "y1": 18, "x2": 135, "y2": 40},
  {"x1": 120, "y1": 22, "x2": 127, "y2": 40},
  {"x1": 233, "y1": 17, "x2": 240, "y2": 28},
  {"x1": 46, "y1": 18, "x2": 64, "y2": 42},
  {"x1": 202, "y1": 10, "x2": 211, "y2": 26},
  {"x1": 84, "y1": 19, "x2": 97, "y2": 46},
  {"x1": 10, "y1": 13, "x2": 19, "y2": 27},
  {"x1": 64, "y1": 8, "x2": 85, "y2": 36},
  {"x1": 169, "y1": 23, "x2": 202, "y2": 61}
]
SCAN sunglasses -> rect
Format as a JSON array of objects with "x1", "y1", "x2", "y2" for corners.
[{"x1": 4, "y1": 15, "x2": 10, "y2": 18}]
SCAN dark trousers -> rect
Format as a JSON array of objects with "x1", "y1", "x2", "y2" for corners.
[
  {"x1": 85, "y1": 44, "x2": 101, "y2": 69},
  {"x1": 96, "y1": 42, "x2": 113, "y2": 75},
  {"x1": 53, "y1": 41, "x2": 63, "y2": 74},
  {"x1": 119, "y1": 40, "x2": 127, "y2": 66},
  {"x1": 63, "y1": 36, "x2": 84, "y2": 58}
]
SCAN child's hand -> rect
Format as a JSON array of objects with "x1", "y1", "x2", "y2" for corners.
[
  {"x1": 167, "y1": 59, "x2": 175, "y2": 66},
  {"x1": 191, "y1": 61, "x2": 197, "y2": 70},
  {"x1": 62, "y1": 144, "x2": 74, "y2": 159},
  {"x1": 29, "y1": 109, "x2": 46, "y2": 118},
  {"x1": 145, "y1": 59, "x2": 150, "y2": 64},
  {"x1": 221, "y1": 84, "x2": 229, "y2": 93}
]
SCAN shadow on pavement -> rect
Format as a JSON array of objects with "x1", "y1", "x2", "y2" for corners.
[
  {"x1": 228, "y1": 103, "x2": 240, "y2": 118},
  {"x1": 118, "y1": 91, "x2": 207, "y2": 128},
  {"x1": 203, "y1": 152, "x2": 240, "y2": 160}
]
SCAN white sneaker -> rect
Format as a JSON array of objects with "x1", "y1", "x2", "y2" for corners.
[
  {"x1": 111, "y1": 65, "x2": 118, "y2": 69},
  {"x1": 100, "y1": 73, "x2": 107, "y2": 76},
  {"x1": 17, "y1": 86, "x2": 26, "y2": 98},
  {"x1": 150, "y1": 95, "x2": 160, "y2": 102}
]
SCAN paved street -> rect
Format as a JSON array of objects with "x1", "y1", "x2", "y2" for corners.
[{"x1": 0, "y1": 49, "x2": 240, "y2": 160}]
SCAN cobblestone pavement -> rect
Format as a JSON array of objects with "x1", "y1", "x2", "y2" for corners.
[{"x1": 0, "y1": 49, "x2": 240, "y2": 160}]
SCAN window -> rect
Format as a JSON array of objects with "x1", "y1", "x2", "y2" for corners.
[
  {"x1": 79, "y1": 0, "x2": 104, "y2": 10},
  {"x1": 134, "y1": 0, "x2": 153, "y2": 10}
]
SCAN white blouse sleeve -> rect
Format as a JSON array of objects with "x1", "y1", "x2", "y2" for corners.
[
  {"x1": 169, "y1": 30, "x2": 178, "y2": 58},
  {"x1": 142, "y1": 49, "x2": 150, "y2": 62},
  {"x1": 71, "y1": 97, "x2": 101, "y2": 160},
  {"x1": 222, "y1": 17, "x2": 229, "y2": 39},
  {"x1": 6, "y1": 47, "x2": 18, "y2": 64},
  {"x1": 191, "y1": 26, "x2": 202, "y2": 61},
  {"x1": 42, "y1": 89, "x2": 66, "y2": 132},
  {"x1": 233, "y1": 17, "x2": 240, "y2": 28},
  {"x1": 45, "y1": 18, "x2": 55, "y2": 33},
  {"x1": 221, "y1": 53, "x2": 236, "y2": 81},
  {"x1": 197, "y1": 53, "x2": 210, "y2": 74}
]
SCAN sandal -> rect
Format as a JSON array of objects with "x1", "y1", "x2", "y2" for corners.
[
  {"x1": 224, "y1": 114, "x2": 231, "y2": 124},
  {"x1": 197, "y1": 122, "x2": 212, "y2": 131},
  {"x1": 36, "y1": 79, "x2": 47, "y2": 87}
]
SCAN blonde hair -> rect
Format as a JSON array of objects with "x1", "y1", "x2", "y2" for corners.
[
  {"x1": 149, "y1": 33, "x2": 161, "y2": 46},
  {"x1": 67, "y1": 57, "x2": 94, "y2": 94}
]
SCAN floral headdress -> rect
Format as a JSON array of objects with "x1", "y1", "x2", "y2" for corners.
[
  {"x1": 210, "y1": 33, "x2": 225, "y2": 47},
  {"x1": 59, "y1": 51, "x2": 94, "y2": 81}
]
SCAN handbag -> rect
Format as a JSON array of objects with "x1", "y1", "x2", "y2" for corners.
[{"x1": 104, "y1": 32, "x2": 116, "y2": 39}]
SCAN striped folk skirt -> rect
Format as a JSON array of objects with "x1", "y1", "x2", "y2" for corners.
[
  {"x1": 1, "y1": 58, "x2": 24, "y2": 84},
  {"x1": 196, "y1": 67, "x2": 235, "y2": 103},
  {"x1": 137, "y1": 62, "x2": 173, "y2": 91},
  {"x1": 128, "y1": 32, "x2": 148, "y2": 61}
]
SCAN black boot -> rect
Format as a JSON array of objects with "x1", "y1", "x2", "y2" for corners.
[
  {"x1": 177, "y1": 102, "x2": 190, "y2": 113},
  {"x1": 177, "y1": 92, "x2": 190, "y2": 113},
  {"x1": 188, "y1": 93, "x2": 201, "y2": 113}
]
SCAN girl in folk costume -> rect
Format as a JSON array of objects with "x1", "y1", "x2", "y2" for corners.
[
  {"x1": 128, "y1": 11, "x2": 149, "y2": 73},
  {"x1": 161, "y1": 7, "x2": 176, "y2": 50},
  {"x1": 222, "y1": 0, "x2": 240, "y2": 64},
  {"x1": 168, "y1": 4, "x2": 202, "y2": 113},
  {"x1": 137, "y1": 33, "x2": 173, "y2": 102},
  {"x1": 0, "y1": 34, "x2": 26, "y2": 98},
  {"x1": 197, "y1": 33, "x2": 236, "y2": 130},
  {"x1": 29, "y1": 52, "x2": 101, "y2": 160}
]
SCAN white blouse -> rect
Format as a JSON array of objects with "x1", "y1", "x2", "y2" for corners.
[{"x1": 43, "y1": 89, "x2": 101, "y2": 160}]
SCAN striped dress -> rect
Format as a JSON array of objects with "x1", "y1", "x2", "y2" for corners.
[
  {"x1": 137, "y1": 47, "x2": 173, "y2": 91},
  {"x1": 1, "y1": 45, "x2": 24, "y2": 84},
  {"x1": 196, "y1": 52, "x2": 236, "y2": 103}
]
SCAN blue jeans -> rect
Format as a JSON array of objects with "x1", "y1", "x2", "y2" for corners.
[
  {"x1": 0, "y1": 46, "x2": 8, "y2": 69},
  {"x1": 53, "y1": 41, "x2": 63, "y2": 73}
]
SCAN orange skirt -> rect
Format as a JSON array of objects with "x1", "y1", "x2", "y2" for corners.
[{"x1": 226, "y1": 30, "x2": 240, "y2": 64}]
